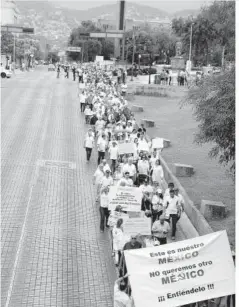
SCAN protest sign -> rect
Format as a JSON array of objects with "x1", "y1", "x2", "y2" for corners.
[
  {"x1": 124, "y1": 231, "x2": 235, "y2": 307},
  {"x1": 152, "y1": 138, "x2": 164, "y2": 149},
  {"x1": 118, "y1": 142, "x2": 135, "y2": 155},
  {"x1": 108, "y1": 186, "x2": 142, "y2": 212},
  {"x1": 123, "y1": 217, "x2": 152, "y2": 236},
  {"x1": 138, "y1": 142, "x2": 149, "y2": 152}
]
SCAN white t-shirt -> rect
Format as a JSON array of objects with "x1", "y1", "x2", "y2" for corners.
[
  {"x1": 100, "y1": 193, "x2": 109, "y2": 208},
  {"x1": 85, "y1": 135, "x2": 94, "y2": 148},
  {"x1": 121, "y1": 84, "x2": 127, "y2": 92},
  {"x1": 138, "y1": 160, "x2": 149, "y2": 175},
  {"x1": 117, "y1": 178, "x2": 133, "y2": 187},
  {"x1": 93, "y1": 169, "x2": 104, "y2": 185},
  {"x1": 97, "y1": 139, "x2": 107, "y2": 152},
  {"x1": 101, "y1": 176, "x2": 114, "y2": 189},
  {"x1": 109, "y1": 147, "x2": 119, "y2": 160},
  {"x1": 163, "y1": 195, "x2": 179, "y2": 216}
]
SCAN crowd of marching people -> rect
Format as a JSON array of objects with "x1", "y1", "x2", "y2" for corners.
[{"x1": 75, "y1": 62, "x2": 190, "y2": 306}]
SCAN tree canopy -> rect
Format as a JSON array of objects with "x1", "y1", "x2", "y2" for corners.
[
  {"x1": 171, "y1": 1, "x2": 235, "y2": 66},
  {"x1": 183, "y1": 67, "x2": 235, "y2": 178}
]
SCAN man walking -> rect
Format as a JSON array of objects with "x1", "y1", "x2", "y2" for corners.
[
  {"x1": 152, "y1": 215, "x2": 170, "y2": 245},
  {"x1": 84, "y1": 129, "x2": 94, "y2": 162},
  {"x1": 72, "y1": 66, "x2": 76, "y2": 81},
  {"x1": 163, "y1": 189, "x2": 180, "y2": 240},
  {"x1": 97, "y1": 134, "x2": 107, "y2": 165}
]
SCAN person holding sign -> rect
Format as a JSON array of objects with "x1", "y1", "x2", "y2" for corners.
[
  {"x1": 117, "y1": 172, "x2": 134, "y2": 187},
  {"x1": 152, "y1": 214, "x2": 170, "y2": 245}
]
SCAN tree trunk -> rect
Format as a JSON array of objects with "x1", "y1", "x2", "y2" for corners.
[{"x1": 221, "y1": 45, "x2": 225, "y2": 70}]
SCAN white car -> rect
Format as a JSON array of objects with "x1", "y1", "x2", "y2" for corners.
[{"x1": 1, "y1": 67, "x2": 12, "y2": 78}]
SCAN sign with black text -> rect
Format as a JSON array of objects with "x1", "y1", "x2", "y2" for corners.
[{"x1": 125, "y1": 231, "x2": 235, "y2": 307}]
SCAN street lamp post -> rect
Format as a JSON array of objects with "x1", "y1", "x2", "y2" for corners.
[
  {"x1": 138, "y1": 54, "x2": 141, "y2": 70},
  {"x1": 189, "y1": 23, "x2": 193, "y2": 62}
]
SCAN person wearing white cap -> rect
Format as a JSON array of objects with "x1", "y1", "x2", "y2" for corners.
[{"x1": 101, "y1": 169, "x2": 113, "y2": 191}]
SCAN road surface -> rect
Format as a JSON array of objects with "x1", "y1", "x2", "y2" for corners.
[{"x1": 1, "y1": 68, "x2": 116, "y2": 307}]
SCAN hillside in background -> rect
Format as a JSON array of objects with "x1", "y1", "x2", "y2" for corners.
[{"x1": 16, "y1": 1, "x2": 199, "y2": 50}]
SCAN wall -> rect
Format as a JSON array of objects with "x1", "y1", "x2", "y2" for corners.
[{"x1": 1, "y1": 0, "x2": 18, "y2": 25}]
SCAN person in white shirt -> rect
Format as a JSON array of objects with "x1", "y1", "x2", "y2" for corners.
[
  {"x1": 95, "y1": 117, "x2": 106, "y2": 135},
  {"x1": 109, "y1": 141, "x2": 118, "y2": 173},
  {"x1": 137, "y1": 156, "x2": 150, "y2": 184},
  {"x1": 152, "y1": 159, "x2": 164, "y2": 189},
  {"x1": 151, "y1": 189, "x2": 164, "y2": 223},
  {"x1": 174, "y1": 188, "x2": 185, "y2": 218},
  {"x1": 152, "y1": 214, "x2": 170, "y2": 245},
  {"x1": 79, "y1": 91, "x2": 86, "y2": 112},
  {"x1": 114, "y1": 165, "x2": 123, "y2": 185},
  {"x1": 164, "y1": 182, "x2": 175, "y2": 199},
  {"x1": 84, "y1": 129, "x2": 94, "y2": 161},
  {"x1": 114, "y1": 274, "x2": 132, "y2": 307},
  {"x1": 84, "y1": 105, "x2": 92, "y2": 124},
  {"x1": 100, "y1": 187, "x2": 110, "y2": 232},
  {"x1": 122, "y1": 158, "x2": 136, "y2": 183},
  {"x1": 138, "y1": 179, "x2": 154, "y2": 197},
  {"x1": 117, "y1": 172, "x2": 133, "y2": 187},
  {"x1": 163, "y1": 189, "x2": 180, "y2": 240},
  {"x1": 112, "y1": 218, "x2": 125, "y2": 265},
  {"x1": 149, "y1": 150, "x2": 159, "y2": 171},
  {"x1": 97, "y1": 134, "x2": 107, "y2": 165},
  {"x1": 138, "y1": 134, "x2": 149, "y2": 152},
  {"x1": 101, "y1": 170, "x2": 114, "y2": 191},
  {"x1": 93, "y1": 164, "x2": 104, "y2": 202}
]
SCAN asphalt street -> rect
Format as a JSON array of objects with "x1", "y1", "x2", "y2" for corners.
[{"x1": 1, "y1": 67, "x2": 116, "y2": 307}]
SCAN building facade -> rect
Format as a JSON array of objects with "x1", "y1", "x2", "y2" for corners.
[{"x1": 1, "y1": 0, "x2": 19, "y2": 25}]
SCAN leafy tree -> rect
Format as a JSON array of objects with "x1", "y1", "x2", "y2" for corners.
[
  {"x1": 1, "y1": 32, "x2": 14, "y2": 55},
  {"x1": 183, "y1": 67, "x2": 235, "y2": 178},
  {"x1": 48, "y1": 51, "x2": 60, "y2": 64}
]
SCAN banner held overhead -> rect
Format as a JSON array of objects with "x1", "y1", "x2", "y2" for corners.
[{"x1": 124, "y1": 231, "x2": 235, "y2": 307}]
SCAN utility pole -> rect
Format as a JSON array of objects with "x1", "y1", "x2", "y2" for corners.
[
  {"x1": 189, "y1": 23, "x2": 193, "y2": 62},
  {"x1": 131, "y1": 25, "x2": 140, "y2": 81},
  {"x1": 121, "y1": 23, "x2": 126, "y2": 62}
]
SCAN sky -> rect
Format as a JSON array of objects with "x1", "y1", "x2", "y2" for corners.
[{"x1": 30, "y1": 0, "x2": 212, "y2": 14}]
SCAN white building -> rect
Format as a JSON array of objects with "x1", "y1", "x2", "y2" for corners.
[{"x1": 1, "y1": 0, "x2": 19, "y2": 25}]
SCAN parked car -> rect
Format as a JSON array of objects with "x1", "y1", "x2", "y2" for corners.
[
  {"x1": 48, "y1": 64, "x2": 55, "y2": 71},
  {"x1": 1, "y1": 67, "x2": 12, "y2": 78}
]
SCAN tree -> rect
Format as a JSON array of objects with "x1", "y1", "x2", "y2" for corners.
[
  {"x1": 1, "y1": 32, "x2": 14, "y2": 55},
  {"x1": 48, "y1": 51, "x2": 60, "y2": 64},
  {"x1": 183, "y1": 67, "x2": 235, "y2": 178}
]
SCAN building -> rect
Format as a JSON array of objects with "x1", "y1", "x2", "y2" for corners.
[{"x1": 1, "y1": 0, "x2": 19, "y2": 25}]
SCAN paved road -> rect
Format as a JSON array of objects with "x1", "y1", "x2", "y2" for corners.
[{"x1": 1, "y1": 68, "x2": 116, "y2": 307}]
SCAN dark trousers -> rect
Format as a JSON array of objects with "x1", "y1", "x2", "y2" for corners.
[
  {"x1": 73, "y1": 73, "x2": 76, "y2": 81},
  {"x1": 111, "y1": 159, "x2": 116, "y2": 173},
  {"x1": 80, "y1": 103, "x2": 85, "y2": 112},
  {"x1": 227, "y1": 294, "x2": 235, "y2": 307},
  {"x1": 86, "y1": 147, "x2": 92, "y2": 161},
  {"x1": 99, "y1": 207, "x2": 109, "y2": 231},
  {"x1": 155, "y1": 237, "x2": 167, "y2": 245},
  {"x1": 78, "y1": 75, "x2": 83, "y2": 83},
  {"x1": 98, "y1": 151, "x2": 105, "y2": 165},
  {"x1": 166, "y1": 214, "x2": 178, "y2": 237},
  {"x1": 152, "y1": 210, "x2": 163, "y2": 223}
]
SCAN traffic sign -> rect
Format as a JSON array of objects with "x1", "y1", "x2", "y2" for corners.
[
  {"x1": 90, "y1": 32, "x2": 123, "y2": 38},
  {"x1": 66, "y1": 47, "x2": 81, "y2": 52},
  {"x1": 1, "y1": 24, "x2": 34, "y2": 34}
]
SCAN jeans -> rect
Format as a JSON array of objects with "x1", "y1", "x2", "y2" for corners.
[
  {"x1": 98, "y1": 151, "x2": 105, "y2": 165},
  {"x1": 86, "y1": 147, "x2": 92, "y2": 161},
  {"x1": 80, "y1": 103, "x2": 85, "y2": 112},
  {"x1": 111, "y1": 159, "x2": 116, "y2": 173},
  {"x1": 99, "y1": 207, "x2": 109, "y2": 231},
  {"x1": 152, "y1": 210, "x2": 163, "y2": 223},
  {"x1": 78, "y1": 75, "x2": 83, "y2": 83},
  {"x1": 166, "y1": 214, "x2": 178, "y2": 237}
]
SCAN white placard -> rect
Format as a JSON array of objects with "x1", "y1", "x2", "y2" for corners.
[
  {"x1": 118, "y1": 142, "x2": 135, "y2": 155},
  {"x1": 123, "y1": 217, "x2": 152, "y2": 236},
  {"x1": 108, "y1": 186, "x2": 142, "y2": 212},
  {"x1": 152, "y1": 138, "x2": 164, "y2": 149},
  {"x1": 124, "y1": 231, "x2": 235, "y2": 307},
  {"x1": 95, "y1": 55, "x2": 104, "y2": 62}
]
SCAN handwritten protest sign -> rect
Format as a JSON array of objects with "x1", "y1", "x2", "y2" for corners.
[
  {"x1": 118, "y1": 142, "x2": 135, "y2": 155},
  {"x1": 124, "y1": 217, "x2": 152, "y2": 236},
  {"x1": 124, "y1": 231, "x2": 235, "y2": 307},
  {"x1": 152, "y1": 138, "x2": 164, "y2": 149},
  {"x1": 108, "y1": 186, "x2": 142, "y2": 212}
]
